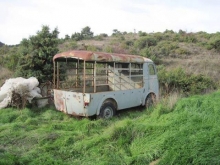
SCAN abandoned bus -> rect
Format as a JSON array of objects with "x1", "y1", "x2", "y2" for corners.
[{"x1": 53, "y1": 50, "x2": 159, "y2": 119}]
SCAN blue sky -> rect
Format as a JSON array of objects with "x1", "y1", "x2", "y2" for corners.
[{"x1": 0, "y1": 0, "x2": 220, "y2": 45}]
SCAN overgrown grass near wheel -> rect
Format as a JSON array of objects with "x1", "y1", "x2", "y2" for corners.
[{"x1": 1, "y1": 91, "x2": 220, "y2": 164}]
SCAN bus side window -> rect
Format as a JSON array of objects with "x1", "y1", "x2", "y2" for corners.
[{"x1": 148, "y1": 64, "x2": 156, "y2": 75}]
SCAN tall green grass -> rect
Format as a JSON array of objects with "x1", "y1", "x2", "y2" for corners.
[{"x1": 0, "y1": 91, "x2": 220, "y2": 164}]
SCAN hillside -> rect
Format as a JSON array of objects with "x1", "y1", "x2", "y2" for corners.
[
  {"x1": 0, "y1": 30, "x2": 220, "y2": 87},
  {"x1": 0, "y1": 91, "x2": 220, "y2": 164},
  {"x1": 0, "y1": 41, "x2": 4, "y2": 47},
  {"x1": 0, "y1": 29, "x2": 220, "y2": 164},
  {"x1": 58, "y1": 31, "x2": 220, "y2": 84}
]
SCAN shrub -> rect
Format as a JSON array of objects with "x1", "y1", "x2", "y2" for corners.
[
  {"x1": 124, "y1": 40, "x2": 134, "y2": 46},
  {"x1": 86, "y1": 45, "x2": 97, "y2": 51},
  {"x1": 158, "y1": 66, "x2": 217, "y2": 96},
  {"x1": 94, "y1": 34, "x2": 108, "y2": 41},
  {"x1": 138, "y1": 31, "x2": 147, "y2": 36},
  {"x1": 174, "y1": 47, "x2": 191, "y2": 55},
  {"x1": 152, "y1": 41, "x2": 178, "y2": 57},
  {"x1": 139, "y1": 48, "x2": 161, "y2": 64},
  {"x1": 207, "y1": 34, "x2": 220, "y2": 51},
  {"x1": 134, "y1": 36, "x2": 157, "y2": 50},
  {"x1": 153, "y1": 32, "x2": 164, "y2": 41}
]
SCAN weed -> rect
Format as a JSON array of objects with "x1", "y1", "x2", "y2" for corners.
[{"x1": 1, "y1": 91, "x2": 220, "y2": 164}]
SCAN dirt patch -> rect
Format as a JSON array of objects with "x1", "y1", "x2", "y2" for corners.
[{"x1": 150, "y1": 159, "x2": 160, "y2": 165}]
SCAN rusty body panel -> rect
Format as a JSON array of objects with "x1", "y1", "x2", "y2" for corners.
[
  {"x1": 53, "y1": 50, "x2": 159, "y2": 118},
  {"x1": 53, "y1": 50, "x2": 152, "y2": 63}
]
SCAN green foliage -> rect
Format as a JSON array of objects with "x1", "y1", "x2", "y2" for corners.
[
  {"x1": 71, "y1": 32, "x2": 83, "y2": 41},
  {"x1": 207, "y1": 34, "x2": 220, "y2": 51},
  {"x1": 112, "y1": 29, "x2": 122, "y2": 36},
  {"x1": 0, "y1": 46, "x2": 20, "y2": 70},
  {"x1": 159, "y1": 92, "x2": 220, "y2": 164},
  {"x1": 103, "y1": 45, "x2": 113, "y2": 53},
  {"x1": 151, "y1": 41, "x2": 179, "y2": 57},
  {"x1": 164, "y1": 29, "x2": 175, "y2": 34},
  {"x1": 139, "y1": 48, "x2": 161, "y2": 64},
  {"x1": 158, "y1": 66, "x2": 217, "y2": 95},
  {"x1": 81, "y1": 26, "x2": 94, "y2": 39},
  {"x1": 70, "y1": 26, "x2": 94, "y2": 41},
  {"x1": 64, "y1": 34, "x2": 70, "y2": 40},
  {"x1": 68, "y1": 41, "x2": 77, "y2": 49},
  {"x1": 15, "y1": 25, "x2": 59, "y2": 83},
  {"x1": 1, "y1": 91, "x2": 220, "y2": 164},
  {"x1": 172, "y1": 32, "x2": 198, "y2": 43},
  {"x1": 86, "y1": 45, "x2": 97, "y2": 51},
  {"x1": 124, "y1": 40, "x2": 134, "y2": 46},
  {"x1": 138, "y1": 31, "x2": 147, "y2": 36},
  {"x1": 94, "y1": 33, "x2": 108, "y2": 41},
  {"x1": 134, "y1": 36, "x2": 157, "y2": 50},
  {"x1": 1, "y1": 26, "x2": 220, "y2": 87},
  {"x1": 0, "y1": 45, "x2": 9, "y2": 55},
  {"x1": 174, "y1": 47, "x2": 191, "y2": 56},
  {"x1": 58, "y1": 40, "x2": 78, "y2": 52},
  {"x1": 153, "y1": 32, "x2": 165, "y2": 41}
]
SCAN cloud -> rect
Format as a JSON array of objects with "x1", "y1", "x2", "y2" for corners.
[{"x1": 0, "y1": 0, "x2": 220, "y2": 45}]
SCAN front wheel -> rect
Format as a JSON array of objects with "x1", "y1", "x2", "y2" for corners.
[
  {"x1": 145, "y1": 94, "x2": 156, "y2": 109},
  {"x1": 98, "y1": 102, "x2": 115, "y2": 119}
]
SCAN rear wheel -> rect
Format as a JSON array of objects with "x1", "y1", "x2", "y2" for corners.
[
  {"x1": 145, "y1": 94, "x2": 156, "y2": 109},
  {"x1": 98, "y1": 102, "x2": 115, "y2": 119}
]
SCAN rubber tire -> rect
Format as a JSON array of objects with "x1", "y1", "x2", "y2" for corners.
[
  {"x1": 98, "y1": 102, "x2": 115, "y2": 119},
  {"x1": 145, "y1": 94, "x2": 155, "y2": 109}
]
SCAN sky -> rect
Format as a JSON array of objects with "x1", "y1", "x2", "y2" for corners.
[{"x1": 0, "y1": 0, "x2": 220, "y2": 45}]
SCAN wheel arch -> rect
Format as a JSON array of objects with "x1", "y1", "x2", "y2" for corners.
[
  {"x1": 142, "y1": 92, "x2": 157, "y2": 106},
  {"x1": 96, "y1": 96, "x2": 118, "y2": 115}
]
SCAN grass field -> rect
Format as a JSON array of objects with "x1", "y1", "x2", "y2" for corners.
[{"x1": 1, "y1": 91, "x2": 220, "y2": 165}]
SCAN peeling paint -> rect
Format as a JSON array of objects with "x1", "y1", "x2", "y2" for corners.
[
  {"x1": 53, "y1": 50, "x2": 152, "y2": 63},
  {"x1": 53, "y1": 51, "x2": 159, "y2": 117}
]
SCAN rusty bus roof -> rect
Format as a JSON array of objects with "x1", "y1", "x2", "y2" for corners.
[{"x1": 53, "y1": 50, "x2": 152, "y2": 63}]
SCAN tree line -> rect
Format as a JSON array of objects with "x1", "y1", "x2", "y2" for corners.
[{"x1": 0, "y1": 25, "x2": 219, "y2": 95}]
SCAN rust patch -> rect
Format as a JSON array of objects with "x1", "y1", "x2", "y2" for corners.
[
  {"x1": 54, "y1": 90, "x2": 66, "y2": 113},
  {"x1": 71, "y1": 111, "x2": 85, "y2": 117},
  {"x1": 53, "y1": 50, "x2": 151, "y2": 63}
]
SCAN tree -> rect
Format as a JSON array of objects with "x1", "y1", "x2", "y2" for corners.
[
  {"x1": 112, "y1": 29, "x2": 121, "y2": 36},
  {"x1": 81, "y1": 26, "x2": 93, "y2": 39},
  {"x1": 64, "y1": 34, "x2": 70, "y2": 40},
  {"x1": 15, "y1": 25, "x2": 59, "y2": 83},
  {"x1": 71, "y1": 32, "x2": 83, "y2": 41}
]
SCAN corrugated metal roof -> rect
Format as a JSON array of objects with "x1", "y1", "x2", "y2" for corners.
[{"x1": 53, "y1": 50, "x2": 152, "y2": 63}]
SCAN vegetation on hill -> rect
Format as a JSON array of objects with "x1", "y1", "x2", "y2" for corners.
[
  {"x1": 0, "y1": 91, "x2": 220, "y2": 164},
  {"x1": 0, "y1": 41, "x2": 4, "y2": 47},
  {"x1": 0, "y1": 26, "x2": 219, "y2": 94},
  {"x1": 15, "y1": 26, "x2": 59, "y2": 83}
]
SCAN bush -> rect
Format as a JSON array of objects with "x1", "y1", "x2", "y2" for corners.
[
  {"x1": 134, "y1": 36, "x2": 157, "y2": 50},
  {"x1": 139, "y1": 48, "x2": 161, "y2": 64},
  {"x1": 124, "y1": 40, "x2": 134, "y2": 46},
  {"x1": 158, "y1": 66, "x2": 217, "y2": 95},
  {"x1": 151, "y1": 41, "x2": 178, "y2": 57},
  {"x1": 86, "y1": 45, "x2": 97, "y2": 51},
  {"x1": 138, "y1": 31, "x2": 147, "y2": 36},
  {"x1": 207, "y1": 35, "x2": 220, "y2": 51},
  {"x1": 174, "y1": 47, "x2": 191, "y2": 56}
]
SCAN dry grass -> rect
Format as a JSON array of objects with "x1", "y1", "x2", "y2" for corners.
[
  {"x1": 162, "y1": 44, "x2": 220, "y2": 82},
  {"x1": 160, "y1": 92, "x2": 182, "y2": 111}
]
